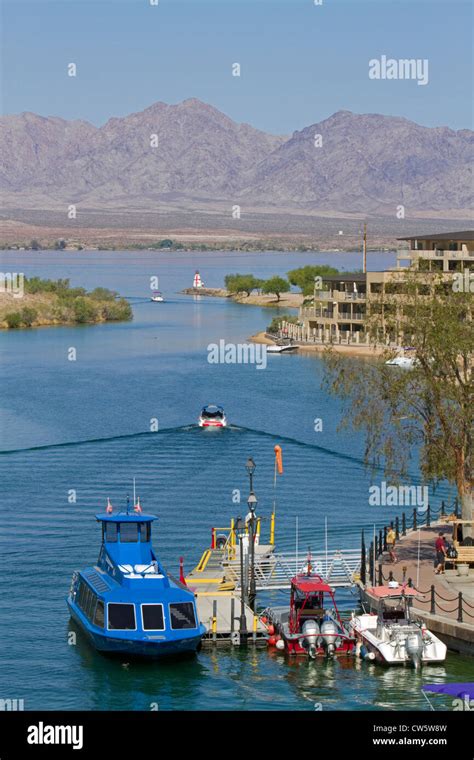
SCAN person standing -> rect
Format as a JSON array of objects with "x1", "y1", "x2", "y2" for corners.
[
  {"x1": 386, "y1": 526, "x2": 397, "y2": 563},
  {"x1": 435, "y1": 532, "x2": 447, "y2": 574}
]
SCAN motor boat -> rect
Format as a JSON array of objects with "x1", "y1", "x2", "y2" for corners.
[
  {"x1": 385, "y1": 348, "x2": 416, "y2": 368},
  {"x1": 67, "y1": 502, "x2": 206, "y2": 657},
  {"x1": 267, "y1": 343, "x2": 299, "y2": 354},
  {"x1": 150, "y1": 291, "x2": 164, "y2": 302},
  {"x1": 385, "y1": 355, "x2": 415, "y2": 368},
  {"x1": 198, "y1": 404, "x2": 227, "y2": 428},
  {"x1": 264, "y1": 570, "x2": 354, "y2": 658},
  {"x1": 350, "y1": 587, "x2": 447, "y2": 667}
]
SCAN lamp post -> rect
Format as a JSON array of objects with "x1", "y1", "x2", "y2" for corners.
[
  {"x1": 237, "y1": 517, "x2": 248, "y2": 638},
  {"x1": 246, "y1": 457, "x2": 256, "y2": 492},
  {"x1": 247, "y1": 491, "x2": 258, "y2": 611}
]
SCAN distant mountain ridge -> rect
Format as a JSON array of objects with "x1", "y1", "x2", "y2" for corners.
[{"x1": 0, "y1": 98, "x2": 472, "y2": 215}]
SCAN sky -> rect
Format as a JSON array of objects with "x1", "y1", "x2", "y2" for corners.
[{"x1": 1, "y1": 0, "x2": 472, "y2": 134}]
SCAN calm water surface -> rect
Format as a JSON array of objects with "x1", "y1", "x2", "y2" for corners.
[{"x1": 0, "y1": 250, "x2": 470, "y2": 710}]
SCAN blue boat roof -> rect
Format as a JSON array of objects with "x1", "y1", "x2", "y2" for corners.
[{"x1": 96, "y1": 512, "x2": 157, "y2": 523}]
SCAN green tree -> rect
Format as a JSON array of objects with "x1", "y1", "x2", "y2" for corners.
[
  {"x1": 30, "y1": 239, "x2": 41, "y2": 250},
  {"x1": 224, "y1": 274, "x2": 261, "y2": 297},
  {"x1": 323, "y1": 269, "x2": 473, "y2": 525},
  {"x1": 267, "y1": 314, "x2": 298, "y2": 333},
  {"x1": 261, "y1": 276, "x2": 290, "y2": 301},
  {"x1": 287, "y1": 265, "x2": 340, "y2": 296},
  {"x1": 54, "y1": 239, "x2": 67, "y2": 250}
]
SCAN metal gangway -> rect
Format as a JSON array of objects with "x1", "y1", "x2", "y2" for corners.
[{"x1": 224, "y1": 548, "x2": 361, "y2": 590}]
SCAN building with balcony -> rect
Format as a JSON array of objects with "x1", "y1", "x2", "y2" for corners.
[{"x1": 294, "y1": 231, "x2": 473, "y2": 346}]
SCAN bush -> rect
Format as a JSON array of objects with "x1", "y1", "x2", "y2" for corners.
[
  {"x1": 73, "y1": 298, "x2": 98, "y2": 324},
  {"x1": 89, "y1": 287, "x2": 117, "y2": 301},
  {"x1": 5, "y1": 312, "x2": 22, "y2": 328},
  {"x1": 20, "y1": 307, "x2": 38, "y2": 327},
  {"x1": 101, "y1": 298, "x2": 132, "y2": 321}
]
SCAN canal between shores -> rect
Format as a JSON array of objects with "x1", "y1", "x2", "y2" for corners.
[{"x1": 0, "y1": 249, "x2": 472, "y2": 711}]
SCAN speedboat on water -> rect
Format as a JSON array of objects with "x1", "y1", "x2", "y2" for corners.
[
  {"x1": 67, "y1": 502, "x2": 205, "y2": 657},
  {"x1": 350, "y1": 587, "x2": 447, "y2": 667},
  {"x1": 267, "y1": 344, "x2": 298, "y2": 354},
  {"x1": 265, "y1": 571, "x2": 354, "y2": 658},
  {"x1": 198, "y1": 404, "x2": 227, "y2": 428},
  {"x1": 150, "y1": 291, "x2": 164, "y2": 302}
]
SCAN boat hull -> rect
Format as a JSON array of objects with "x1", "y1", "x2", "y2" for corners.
[
  {"x1": 68, "y1": 603, "x2": 203, "y2": 658},
  {"x1": 350, "y1": 617, "x2": 447, "y2": 666}
]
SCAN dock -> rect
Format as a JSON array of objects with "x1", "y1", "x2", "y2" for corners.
[{"x1": 185, "y1": 542, "x2": 268, "y2": 646}]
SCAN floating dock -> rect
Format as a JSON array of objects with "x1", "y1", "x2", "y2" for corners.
[{"x1": 185, "y1": 531, "x2": 269, "y2": 646}]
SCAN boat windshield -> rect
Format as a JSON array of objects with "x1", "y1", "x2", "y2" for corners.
[{"x1": 202, "y1": 409, "x2": 223, "y2": 419}]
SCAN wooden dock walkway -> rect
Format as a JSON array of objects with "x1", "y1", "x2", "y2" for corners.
[{"x1": 185, "y1": 546, "x2": 268, "y2": 646}]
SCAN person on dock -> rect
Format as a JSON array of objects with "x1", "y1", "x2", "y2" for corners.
[
  {"x1": 386, "y1": 526, "x2": 397, "y2": 563},
  {"x1": 434, "y1": 532, "x2": 447, "y2": 575}
]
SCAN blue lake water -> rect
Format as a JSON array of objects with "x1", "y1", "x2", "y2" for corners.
[{"x1": 0, "y1": 249, "x2": 470, "y2": 711}]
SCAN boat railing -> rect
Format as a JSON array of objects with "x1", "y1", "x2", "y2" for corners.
[{"x1": 225, "y1": 549, "x2": 361, "y2": 589}]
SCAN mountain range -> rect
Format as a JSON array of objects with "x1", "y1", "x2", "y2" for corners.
[{"x1": 0, "y1": 98, "x2": 472, "y2": 217}]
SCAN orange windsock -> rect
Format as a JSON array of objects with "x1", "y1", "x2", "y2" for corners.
[{"x1": 274, "y1": 445, "x2": 283, "y2": 475}]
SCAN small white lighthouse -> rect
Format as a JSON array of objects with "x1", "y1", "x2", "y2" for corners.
[{"x1": 193, "y1": 271, "x2": 203, "y2": 288}]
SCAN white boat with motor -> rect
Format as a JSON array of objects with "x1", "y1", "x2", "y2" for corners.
[
  {"x1": 385, "y1": 348, "x2": 416, "y2": 368},
  {"x1": 267, "y1": 343, "x2": 298, "y2": 354},
  {"x1": 150, "y1": 291, "x2": 164, "y2": 302},
  {"x1": 198, "y1": 404, "x2": 227, "y2": 428},
  {"x1": 350, "y1": 587, "x2": 447, "y2": 667}
]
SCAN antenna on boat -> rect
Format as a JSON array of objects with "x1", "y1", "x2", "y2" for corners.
[
  {"x1": 133, "y1": 477, "x2": 136, "y2": 507},
  {"x1": 295, "y1": 516, "x2": 298, "y2": 576},
  {"x1": 325, "y1": 516, "x2": 328, "y2": 581}
]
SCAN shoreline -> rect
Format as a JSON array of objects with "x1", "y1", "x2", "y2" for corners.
[
  {"x1": 249, "y1": 330, "x2": 385, "y2": 357},
  {"x1": 181, "y1": 287, "x2": 303, "y2": 309}
]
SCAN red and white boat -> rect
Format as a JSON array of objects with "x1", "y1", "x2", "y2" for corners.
[
  {"x1": 265, "y1": 571, "x2": 355, "y2": 658},
  {"x1": 198, "y1": 405, "x2": 227, "y2": 428}
]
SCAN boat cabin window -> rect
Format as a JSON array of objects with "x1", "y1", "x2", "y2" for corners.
[
  {"x1": 169, "y1": 602, "x2": 197, "y2": 630},
  {"x1": 107, "y1": 603, "x2": 136, "y2": 631},
  {"x1": 77, "y1": 581, "x2": 97, "y2": 622},
  {"x1": 105, "y1": 523, "x2": 118, "y2": 542},
  {"x1": 120, "y1": 523, "x2": 138, "y2": 543},
  {"x1": 141, "y1": 604, "x2": 165, "y2": 631},
  {"x1": 139, "y1": 523, "x2": 151, "y2": 542},
  {"x1": 94, "y1": 600, "x2": 105, "y2": 628}
]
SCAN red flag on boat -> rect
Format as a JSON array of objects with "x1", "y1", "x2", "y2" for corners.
[
  {"x1": 274, "y1": 445, "x2": 283, "y2": 475},
  {"x1": 134, "y1": 497, "x2": 142, "y2": 514},
  {"x1": 106, "y1": 498, "x2": 113, "y2": 514}
]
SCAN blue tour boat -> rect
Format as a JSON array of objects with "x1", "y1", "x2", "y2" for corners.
[{"x1": 67, "y1": 500, "x2": 206, "y2": 657}]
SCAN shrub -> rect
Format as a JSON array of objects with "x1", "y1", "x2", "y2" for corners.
[
  {"x1": 20, "y1": 307, "x2": 38, "y2": 327},
  {"x1": 267, "y1": 314, "x2": 298, "y2": 334},
  {"x1": 73, "y1": 298, "x2": 98, "y2": 323},
  {"x1": 5, "y1": 312, "x2": 22, "y2": 328}
]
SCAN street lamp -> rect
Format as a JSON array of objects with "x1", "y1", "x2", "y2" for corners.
[
  {"x1": 246, "y1": 457, "x2": 256, "y2": 493},
  {"x1": 247, "y1": 491, "x2": 258, "y2": 611},
  {"x1": 236, "y1": 517, "x2": 248, "y2": 638}
]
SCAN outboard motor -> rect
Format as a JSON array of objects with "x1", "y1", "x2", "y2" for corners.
[
  {"x1": 405, "y1": 631, "x2": 423, "y2": 668},
  {"x1": 301, "y1": 619, "x2": 320, "y2": 659},
  {"x1": 320, "y1": 616, "x2": 339, "y2": 656}
]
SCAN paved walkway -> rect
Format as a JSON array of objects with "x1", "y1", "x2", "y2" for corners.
[{"x1": 378, "y1": 524, "x2": 474, "y2": 622}]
